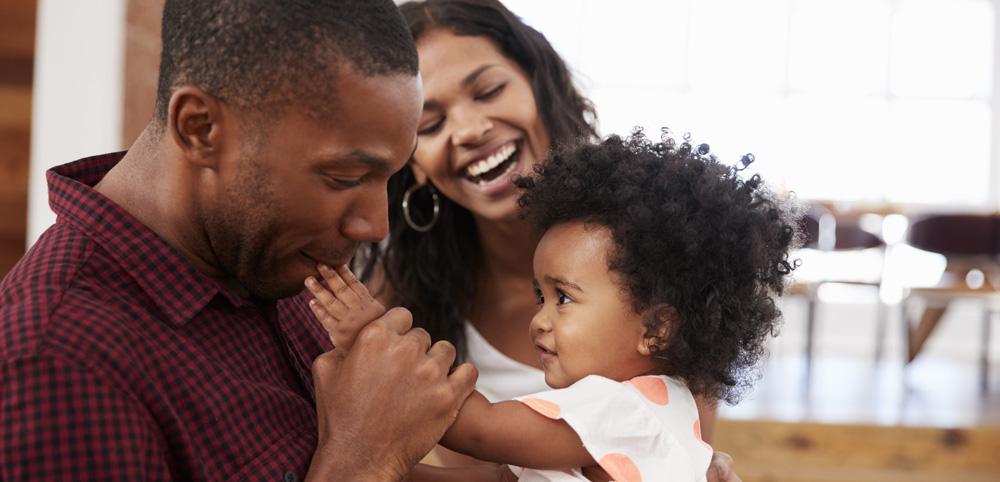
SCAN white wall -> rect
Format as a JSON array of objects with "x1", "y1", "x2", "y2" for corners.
[{"x1": 28, "y1": 0, "x2": 126, "y2": 246}]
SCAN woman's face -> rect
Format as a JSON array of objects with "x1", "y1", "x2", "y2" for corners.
[{"x1": 412, "y1": 28, "x2": 551, "y2": 223}]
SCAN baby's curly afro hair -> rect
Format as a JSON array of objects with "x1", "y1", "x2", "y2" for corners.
[{"x1": 515, "y1": 129, "x2": 803, "y2": 405}]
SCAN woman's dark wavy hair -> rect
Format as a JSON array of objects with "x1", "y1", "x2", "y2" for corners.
[
  {"x1": 355, "y1": 0, "x2": 598, "y2": 359},
  {"x1": 515, "y1": 130, "x2": 803, "y2": 404}
]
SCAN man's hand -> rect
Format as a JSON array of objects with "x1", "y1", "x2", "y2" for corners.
[
  {"x1": 706, "y1": 451, "x2": 742, "y2": 482},
  {"x1": 305, "y1": 263, "x2": 386, "y2": 351},
  {"x1": 306, "y1": 307, "x2": 478, "y2": 481}
]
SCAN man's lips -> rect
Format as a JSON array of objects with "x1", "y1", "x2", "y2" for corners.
[{"x1": 301, "y1": 251, "x2": 351, "y2": 270}]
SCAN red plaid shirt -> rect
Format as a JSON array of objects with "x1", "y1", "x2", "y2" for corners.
[{"x1": 1, "y1": 152, "x2": 333, "y2": 481}]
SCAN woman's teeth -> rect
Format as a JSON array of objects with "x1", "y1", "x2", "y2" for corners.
[{"x1": 466, "y1": 143, "x2": 518, "y2": 185}]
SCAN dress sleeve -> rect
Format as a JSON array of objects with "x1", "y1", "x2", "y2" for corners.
[
  {"x1": 1, "y1": 353, "x2": 171, "y2": 481},
  {"x1": 515, "y1": 375, "x2": 711, "y2": 482}
]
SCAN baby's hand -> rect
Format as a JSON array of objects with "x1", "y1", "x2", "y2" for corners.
[{"x1": 305, "y1": 263, "x2": 387, "y2": 351}]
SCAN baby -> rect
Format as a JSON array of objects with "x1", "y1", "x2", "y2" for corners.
[{"x1": 305, "y1": 130, "x2": 802, "y2": 481}]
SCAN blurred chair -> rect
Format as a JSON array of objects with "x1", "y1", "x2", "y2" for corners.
[
  {"x1": 902, "y1": 213, "x2": 1000, "y2": 394},
  {"x1": 792, "y1": 204, "x2": 885, "y2": 390}
]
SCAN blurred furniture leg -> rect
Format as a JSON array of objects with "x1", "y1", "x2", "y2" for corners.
[
  {"x1": 793, "y1": 203, "x2": 885, "y2": 395},
  {"x1": 903, "y1": 213, "x2": 1000, "y2": 395},
  {"x1": 907, "y1": 304, "x2": 949, "y2": 363}
]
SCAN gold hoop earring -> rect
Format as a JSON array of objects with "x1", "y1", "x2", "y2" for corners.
[{"x1": 402, "y1": 183, "x2": 440, "y2": 232}]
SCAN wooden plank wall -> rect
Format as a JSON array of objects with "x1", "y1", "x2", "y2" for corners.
[
  {"x1": 0, "y1": 0, "x2": 36, "y2": 279},
  {"x1": 124, "y1": 0, "x2": 164, "y2": 146}
]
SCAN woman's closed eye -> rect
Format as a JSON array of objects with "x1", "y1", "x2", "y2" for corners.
[
  {"x1": 417, "y1": 116, "x2": 444, "y2": 136},
  {"x1": 475, "y1": 83, "x2": 506, "y2": 101}
]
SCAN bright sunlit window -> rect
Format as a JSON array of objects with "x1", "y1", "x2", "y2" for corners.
[{"x1": 503, "y1": 0, "x2": 996, "y2": 208}]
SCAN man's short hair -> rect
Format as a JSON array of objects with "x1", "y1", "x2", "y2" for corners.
[{"x1": 153, "y1": 0, "x2": 418, "y2": 125}]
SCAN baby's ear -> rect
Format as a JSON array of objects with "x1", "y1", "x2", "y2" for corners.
[{"x1": 638, "y1": 304, "x2": 677, "y2": 356}]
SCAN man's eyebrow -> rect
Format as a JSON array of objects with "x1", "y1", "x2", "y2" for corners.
[
  {"x1": 544, "y1": 275, "x2": 583, "y2": 292},
  {"x1": 317, "y1": 151, "x2": 392, "y2": 171}
]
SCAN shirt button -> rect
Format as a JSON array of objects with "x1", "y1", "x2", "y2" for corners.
[{"x1": 284, "y1": 471, "x2": 297, "y2": 482}]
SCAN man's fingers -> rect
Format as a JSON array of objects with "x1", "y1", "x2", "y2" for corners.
[
  {"x1": 425, "y1": 339, "x2": 457, "y2": 366},
  {"x1": 404, "y1": 326, "x2": 433, "y2": 352},
  {"x1": 377, "y1": 306, "x2": 415, "y2": 335},
  {"x1": 312, "y1": 346, "x2": 348, "y2": 376},
  {"x1": 447, "y1": 362, "x2": 479, "y2": 403},
  {"x1": 707, "y1": 451, "x2": 739, "y2": 482}
]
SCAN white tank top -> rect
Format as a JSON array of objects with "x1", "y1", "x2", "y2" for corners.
[{"x1": 463, "y1": 321, "x2": 548, "y2": 402}]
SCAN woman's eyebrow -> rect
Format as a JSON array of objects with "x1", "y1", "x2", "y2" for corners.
[
  {"x1": 422, "y1": 65, "x2": 500, "y2": 111},
  {"x1": 462, "y1": 64, "x2": 497, "y2": 87}
]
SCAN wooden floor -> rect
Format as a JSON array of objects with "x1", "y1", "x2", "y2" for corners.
[
  {"x1": 714, "y1": 419, "x2": 1000, "y2": 482},
  {"x1": 714, "y1": 288, "x2": 1000, "y2": 481}
]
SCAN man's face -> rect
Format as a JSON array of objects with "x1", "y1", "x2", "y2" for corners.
[{"x1": 206, "y1": 69, "x2": 422, "y2": 300}]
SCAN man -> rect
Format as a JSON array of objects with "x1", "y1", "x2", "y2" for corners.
[{"x1": 1, "y1": 0, "x2": 475, "y2": 480}]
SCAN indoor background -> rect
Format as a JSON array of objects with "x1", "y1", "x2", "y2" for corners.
[{"x1": 1, "y1": 0, "x2": 998, "y2": 480}]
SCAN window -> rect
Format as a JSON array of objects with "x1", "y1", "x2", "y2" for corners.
[{"x1": 504, "y1": 0, "x2": 996, "y2": 208}]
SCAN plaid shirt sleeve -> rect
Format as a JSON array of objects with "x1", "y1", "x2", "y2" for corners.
[{"x1": 3, "y1": 353, "x2": 172, "y2": 481}]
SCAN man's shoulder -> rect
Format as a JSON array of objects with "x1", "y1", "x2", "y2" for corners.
[{"x1": 1, "y1": 223, "x2": 137, "y2": 359}]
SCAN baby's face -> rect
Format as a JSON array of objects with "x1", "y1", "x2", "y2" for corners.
[{"x1": 529, "y1": 222, "x2": 658, "y2": 389}]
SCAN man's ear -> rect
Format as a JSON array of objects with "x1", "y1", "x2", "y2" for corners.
[
  {"x1": 408, "y1": 159, "x2": 430, "y2": 185},
  {"x1": 168, "y1": 86, "x2": 226, "y2": 169},
  {"x1": 638, "y1": 304, "x2": 676, "y2": 356}
]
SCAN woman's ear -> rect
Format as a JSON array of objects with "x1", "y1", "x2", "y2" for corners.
[
  {"x1": 638, "y1": 304, "x2": 676, "y2": 356},
  {"x1": 408, "y1": 160, "x2": 430, "y2": 185}
]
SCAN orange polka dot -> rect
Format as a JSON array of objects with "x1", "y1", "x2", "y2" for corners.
[
  {"x1": 520, "y1": 398, "x2": 561, "y2": 419},
  {"x1": 599, "y1": 453, "x2": 642, "y2": 482},
  {"x1": 694, "y1": 419, "x2": 713, "y2": 451},
  {"x1": 627, "y1": 377, "x2": 669, "y2": 405}
]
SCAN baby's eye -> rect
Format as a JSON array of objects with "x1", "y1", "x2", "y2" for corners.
[
  {"x1": 533, "y1": 288, "x2": 544, "y2": 305},
  {"x1": 556, "y1": 290, "x2": 574, "y2": 305}
]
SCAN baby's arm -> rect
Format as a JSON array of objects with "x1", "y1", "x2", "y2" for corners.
[
  {"x1": 304, "y1": 263, "x2": 386, "y2": 351},
  {"x1": 441, "y1": 391, "x2": 596, "y2": 471},
  {"x1": 409, "y1": 463, "x2": 518, "y2": 482}
]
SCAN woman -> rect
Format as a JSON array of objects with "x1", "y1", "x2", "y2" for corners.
[{"x1": 356, "y1": 0, "x2": 736, "y2": 477}]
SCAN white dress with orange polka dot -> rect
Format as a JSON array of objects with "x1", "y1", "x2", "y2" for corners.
[{"x1": 514, "y1": 375, "x2": 712, "y2": 482}]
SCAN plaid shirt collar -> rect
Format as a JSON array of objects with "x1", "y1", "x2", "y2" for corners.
[{"x1": 48, "y1": 151, "x2": 259, "y2": 326}]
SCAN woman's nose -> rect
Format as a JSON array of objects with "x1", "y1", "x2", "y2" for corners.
[{"x1": 450, "y1": 107, "x2": 493, "y2": 146}]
